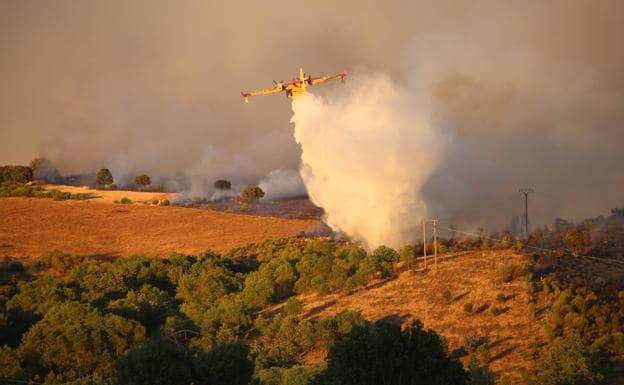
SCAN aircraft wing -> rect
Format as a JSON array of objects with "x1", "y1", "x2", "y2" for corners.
[
  {"x1": 240, "y1": 84, "x2": 284, "y2": 103},
  {"x1": 306, "y1": 70, "x2": 348, "y2": 86}
]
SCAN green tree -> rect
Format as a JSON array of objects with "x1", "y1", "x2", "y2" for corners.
[
  {"x1": 284, "y1": 297, "x2": 303, "y2": 315},
  {"x1": 214, "y1": 179, "x2": 232, "y2": 190},
  {"x1": 19, "y1": 302, "x2": 145, "y2": 381},
  {"x1": 107, "y1": 284, "x2": 177, "y2": 333},
  {"x1": 134, "y1": 174, "x2": 151, "y2": 187},
  {"x1": 0, "y1": 165, "x2": 32, "y2": 183},
  {"x1": 95, "y1": 168, "x2": 114, "y2": 187},
  {"x1": 317, "y1": 320, "x2": 467, "y2": 385},
  {"x1": 118, "y1": 339, "x2": 255, "y2": 385},
  {"x1": 531, "y1": 334, "x2": 610, "y2": 385},
  {"x1": 240, "y1": 186, "x2": 265, "y2": 203}
]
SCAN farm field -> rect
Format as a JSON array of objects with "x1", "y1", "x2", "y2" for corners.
[{"x1": 0, "y1": 197, "x2": 321, "y2": 258}]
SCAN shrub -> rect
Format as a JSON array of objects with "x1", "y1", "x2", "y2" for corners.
[
  {"x1": 10, "y1": 186, "x2": 30, "y2": 197},
  {"x1": 120, "y1": 197, "x2": 132, "y2": 204},
  {"x1": 162, "y1": 199, "x2": 170, "y2": 206},
  {"x1": 496, "y1": 293, "x2": 507, "y2": 303},
  {"x1": 491, "y1": 306, "x2": 504, "y2": 316},
  {"x1": 464, "y1": 334, "x2": 479, "y2": 354},
  {"x1": 0, "y1": 165, "x2": 32, "y2": 183},
  {"x1": 50, "y1": 190, "x2": 71, "y2": 200},
  {"x1": 497, "y1": 262, "x2": 527, "y2": 283},
  {"x1": 532, "y1": 334, "x2": 610, "y2": 385},
  {"x1": 528, "y1": 303, "x2": 537, "y2": 319},
  {"x1": 476, "y1": 345, "x2": 491, "y2": 366},
  {"x1": 468, "y1": 356, "x2": 495, "y2": 385},
  {"x1": 464, "y1": 302, "x2": 474, "y2": 313},
  {"x1": 443, "y1": 289, "x2": 452, "y2": 304},
  {"x1": 134, "y1": 174, "x2": 151, "y2": 187},
  {"x1": 398, "y1": 245, "x2": 417, "y2": 267},
  {"x1": 284, "y1": 296, "x2": 303, "y2": 315}
]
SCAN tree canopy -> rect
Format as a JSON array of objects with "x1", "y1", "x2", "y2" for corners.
[{"x1": 95, "y1": 168, "x2": 114, "y2": 187}]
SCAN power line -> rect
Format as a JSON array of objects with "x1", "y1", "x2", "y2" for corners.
[{"x1": 435, "y1": 224, "x2": 624, "y2": 268}]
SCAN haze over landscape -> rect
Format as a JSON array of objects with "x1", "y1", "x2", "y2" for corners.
[
  {"x1": 2, "y1": 1, "x2": 624, "y2": 246},
  {"x1": 1, "y1": 2, "x2": 624, "y2": 384}
]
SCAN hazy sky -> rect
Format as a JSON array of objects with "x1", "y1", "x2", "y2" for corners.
[
  {"x1": 1, "y1": 1, "x2": 623, "y2": 229},
  {"x1": 3, "y1": 1, "x2": 620, "y2": 169}
]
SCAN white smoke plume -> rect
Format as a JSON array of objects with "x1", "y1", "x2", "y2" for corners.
[
  {"x1": 291, "y1": 74, "x2": 443, "y2": 248},
  {"x1": 259, "y1": 169, "x2": 306, "y2": 200}
]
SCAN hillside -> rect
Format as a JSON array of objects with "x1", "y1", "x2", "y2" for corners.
[
  {"x1": 0, "y1": 197, "x2": 321, "y2": 258},
  {"x1": 295, "y1": 251, "x2": 540, "y2": 384},
  {"x1": 286, "y1": 250, "x2": 624, "y2": 385}
]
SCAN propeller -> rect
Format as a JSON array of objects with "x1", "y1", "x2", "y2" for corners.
[{"x1": 339, "y1": 69, "x2": 348, "y2": 82}]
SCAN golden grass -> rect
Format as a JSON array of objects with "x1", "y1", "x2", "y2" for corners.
[
  {"x1": 0, "y1": 197, "x2": 321, "y2": 258},
  {"x1": 44, "y1": 184, "x2": 176, "y2": 204},
  {"x1": 297, "y1": 251, "x2": 541, "y2": 385}
]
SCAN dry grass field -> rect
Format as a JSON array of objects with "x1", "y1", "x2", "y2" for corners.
[
  {"x1": 294, "y1": 251, "x2": 541, "y2": 384},
  {"x1": 44, "y1": 184, "x2": 177, "y2": 204},
  {"x1": 0, "y1": 197, "x2": 321, "y2": 258}
]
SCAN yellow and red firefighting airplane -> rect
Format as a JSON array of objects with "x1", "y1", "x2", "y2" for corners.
[{"x1": 240, "y1": 68, "x2": 348, "y2": 103}]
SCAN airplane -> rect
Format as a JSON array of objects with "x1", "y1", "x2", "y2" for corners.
[{"x1": 241, "y1": 68, "x2": 348, "y2": 103}]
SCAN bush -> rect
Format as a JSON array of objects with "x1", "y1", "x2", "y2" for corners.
[
  {"x1": 497, "y1": 262, "x2": 527, "y2": 283},
  {"x1": 528, "y1": 303, "x2": 537, "y2": 319},
  {"x1": 134, "y1": 174, "x2": 151, "y2": 187},
  {"x1": 443, "y1": 289, "x2": 452, "y2": 304},
  {"x1": 49, "y1": 189, "x2": 71, "y2": 200},
  {"x1": 496, "y1": 293, "x2": 507, "y2": 303},
  {"x1": 399, "y1": 245, "x2": 417, "y2": 267},
  {"x1": 0, "y1": 165, "x2": 32, "y2": 183},
  {"x1": 464, "y1": 302, "x2": 474, "y2": 313},
  {"x1": 120, "y1": 197, "x2": 132, "y2": 204},
  {"x1": 491, "y1": 306, "x2": 504, "y2": 316},
  {"x1": 464, "y1": 334, "x2": 479, "y2": 354},
  {"x1": 284, "y1": 297, "x2": 303, "y2": 315},
  {"x1": 161, "y1": 199, "x2": 170, "y2": 206},
  {"x1": 532, "y1": 334, "x2": 610, "y2": 385}
]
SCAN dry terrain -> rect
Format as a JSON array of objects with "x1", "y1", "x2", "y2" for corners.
[
  {"x1": 295, "y1": 251, "x2": 541, "y2": 385},
  {"x1": 44, "y1": 184, "x2": 177, "y2": 204},
  {"x1": 0, "y1": 197, "x2": 321, "y2": 258}
]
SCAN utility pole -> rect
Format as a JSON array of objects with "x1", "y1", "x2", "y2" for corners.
[
  {"x1": 422, "y1": 219, "x2": 439, "y2": 268},
  {"x1": 432, "y1": 219, "x2": 438, "y2": 265},
  {"x1": 423, "y1": 218, "x2": 427, "y2": 270},
  {"x1": 519, "y1": 188, "x2": 534, "y2": 238}
]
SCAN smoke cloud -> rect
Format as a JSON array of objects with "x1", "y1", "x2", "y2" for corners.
[
  {"x1": 291, "y1": 75, "x2": 442, "y2": 248},
  {"x1": 259, "y1": 169, "x2": 306, "y2": 200},
  {"x1": 290, "y1": 30, "x2": 624, "y2": 247},
  {"x1": 1, "y1": 1, "x2": 623, "y2": 246}
]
